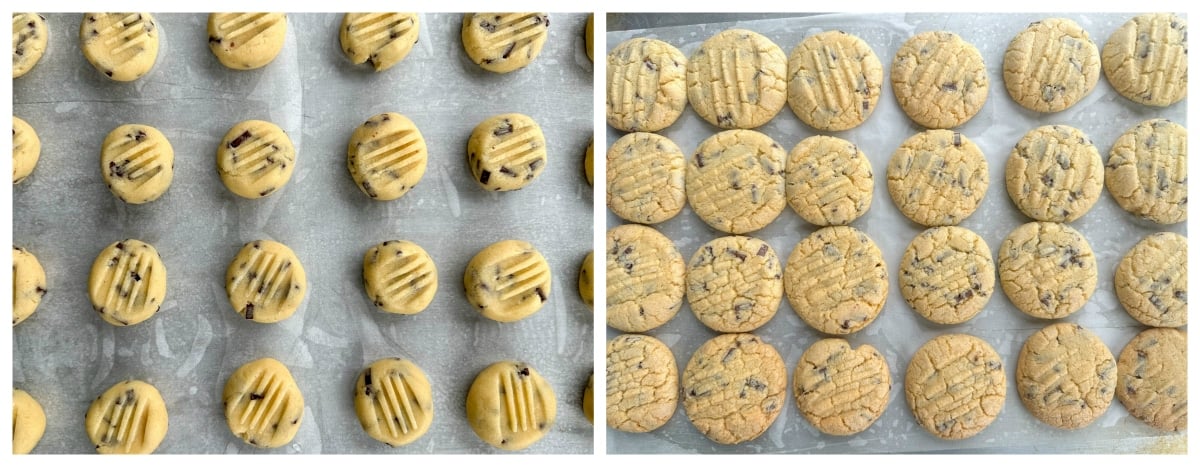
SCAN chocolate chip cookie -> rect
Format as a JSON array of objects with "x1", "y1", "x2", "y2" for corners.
[
  {"x1": 905, "y1": 334, "x2": 1006, "y2": 440},
  {"x1": 682, "y1": 333, "x2": 786, "y2": 444},
  {"x1": 998, "y1": 222, "x2": 1097, "y2": 319}
]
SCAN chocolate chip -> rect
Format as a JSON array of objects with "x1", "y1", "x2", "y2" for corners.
[
  {"x1": 250, "y1": 393, "x2": 264, "y2": 401},
  {"x1": 518, "y1": 367, "x2": 530, "y2": 377},
  {"x1": 953, "y1": 133, "x2": 962, "y2": 147},
  {"x1": 479, "y1": 20, "x2": 496, "y2": 33},
  {"x1": 229, "y1": 131, "x2": 252, "y2": 148},
  {"x1": 479, "y1": 170, "x2": 491, "y2": 184},
  {"x1": 727, "y1": 249, "x2": 747, "y2": 261},
  {"x1": 535, "y1": 287, "x2": 547, "y2": 302},
  {"x1": 493, "y1": 121, "x2": 513, "y2": 136},
  {"x1": 643, "y1": 57, "x2": 657, "y2": 71},
  {"x1": 209, "y1": 35, "x2": 221, "y2": 44},
  {"x1": 941, "y1": 82, "x2": 957, "y2": 92},
  {"x1": 499, "y1": 166, "x2": 517, "y2": 177},
  {"x1": 529, "y1": 159, "x2": 543, "y2": 171},
  {"x1": 501, "y1": 42, "x2": 516, "y2": 59},
  {"x1": 105, "y1": 70, "x2": 113, "y2": 77},
  {"x1": 243, "y1": 303, "x2": 255, "y2": 320},
  {"x1": 130, "y1": 271, "x2": 141, "y2": 281},
  {"x1": 135, "y1": 130, "x2": 146, "y2": 142},
  {"x1": 756, "y1": 245, "x2": 769, "y2": 256},
  {"x1": 364, "y1": 368, "x2": 372, "y2": 386}
]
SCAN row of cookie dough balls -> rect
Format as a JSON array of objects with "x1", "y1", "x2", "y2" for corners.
[
  {"x1": 606, "y1": 325, "x2": 1185, "y2": 445},
  {"x1": 605, "y1": 13, "x2": 1186, "y2": 134}
]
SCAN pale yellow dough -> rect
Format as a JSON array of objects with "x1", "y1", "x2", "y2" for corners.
[
  {"x1": 101, "y1": 124, "x2": 175, "y2": 204},
  {"x1": 340, "y1": 13, "x2": 419, "y2": 72},
  {"x1": 216, "y1": 120, "x2": 296, "y2": 199},
  {"x1": 12, "y1": 246, "x2": 46, "y2": 326},
  {"x1": 461, "y1": 13, "x2": 549, "y2": 74},
  {"x1": 354, "y1": 358, "x2": 434, "y2": 447},
  {"x1": 464, "y1": 240, "x2": 551, "y2": 322},
  {"x1": 347, "y1": 112, "x2": 428, "y2": 201},
  {"x1": 88, "y1": 239, "x2": 166, "y2": 327},
  {"x1": 362, "y1": 240, "x2": 437, "y2": 315},
  {"x1": 223, "y1": 358, "x2": 305, "y2": 448},
  {"x1": 85, "y1": 380, "x2": 168, "y2": 454},
  {"x1": 467, "y1": 113, "x2": 547, "y2": 191},
  {"x1": 13, "y1": 13, "x2": 48, "y2": 78},
  {"x1": 226, "y1": 240, "x2": 307, "y2": 323},
  {"x1": 12, "y1": 389, "x2": 46, "y2": 454},
  {"x1": 466, "y1": 360, "x2": 556, "y2": 450},
  {"x1": 208, "y1": 13, "x2": 287, "y2": 70},
  {"x1": 80, "y1": 13, "x2": 159, "y2": 81},
  {"x1": 13, "y1": 116, "x2": 41, "y2": 184}
]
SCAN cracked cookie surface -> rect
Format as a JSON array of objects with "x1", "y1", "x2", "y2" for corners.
[
  {"x1": 682, "y1": 333, "x2": 786, "y2": 445},
  {"x1": 467, "y1": 113, "x2": 546, "y2": 191},
  {"x1": 1017, "y1": 323, "x2": 1116, "y2": 430},
  {"x1": 887, "y1": 129, "x2": 988, "y2": 226},
  {"x1": 787, "y1": 30, "x2": 882, "y2": 131},
  {"x1": 461, "y1": 13, "x2": 549, "y2": 74},
  {"x1": 1003, "y1": 18, "x2": 1100, "y2": 112},
  {"x1": 686, "y1": 29, "x2": 787, "y2": 129},
  {"x1": 1115, "y1": 232, "x2": 1187, "y2": 328},
  {"x1": 12, "y1": 246, "x2": 46, "y2": 326},
  {"x1": 793, "y1": 338, "x2": 890, "y2": 436},
  {"x1": 784, "y1": 226, "x2": 887, "y2": 335},
  {"x1": 88, "y1": 239, "x2": 166, "y2": 327},
  {"x1": 1106, "y1": 118, "x2": 1187, "y2": 224},
  {"x1": 1006, "y1": 125, "x2": 1103, "y2": 222},
  {"x1": 905, "y1": 334, "x2": 1006, "y2": 440},
  {"x1": 785, "y1": 135, "x2": 873, "y2": 226},
  {"x1": 225, "y1": 240, "x2": 307, "y2": 323},
  {"x1": 347, "y1": 112, "x2": 427, "y2": 201},
  {"x1": 216, "y1": 119, "x2": 296, "y2": 199},
  {"x1": 686, "y1": 236, "x2": 782, "y2": 333},
  {"x1": 340, "y1": 13, "x2": 419, "y2": 72},
  {"x1": 606, "y1": 334, "x2": 678, "y2": 433},
  {"x1": 100, "y1": 124, "x2": 174, "y2": 204},
  {"x1": 891, "y1": 31, "x2": 988, "y2": 129},
  {"x1": 686, "y1": 129, "x2": 786, "y2": 234},
  {"x1": 607, "y1": 132, "x2": 686, "y2": 224},
  {"x1": 208, "y1": 13, "x2": 287, "y2": 70},
  {"x1": 1116, "y1": 327, "x2": 1186, "y2": 431},
  {"x1": 85, "y1": 380, "x2": 168, "y2": 454},
  {"x1": 899, "y1": 226, "x2": 994, "y2": 325},
  {"x1": 1102, "y1": 13, "x2": 1187, "y2": 107},
  {"x1": 464, "y1": 239, "x2": 551, "y2": 322},
  {"x1": 13, "y1": 13, "x2": 48, "y2": 78},
  {"x1": 998, "y1": 221, "x2": 1096, "y2": 319},
  {"x1": 607, "y1": 38, "x2": 688, "y2": 132},
  {"x1": 466, "y1": 360, "x2": 556, "y2": 450},
  {"x1": 606, "y1": 224, "x2": 684, "y2": 332},
  {"x1": 80, "y1": 13, "x2": 158, "y2": 81}
]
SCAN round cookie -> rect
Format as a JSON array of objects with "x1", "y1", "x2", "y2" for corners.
[
  {"x1": 606, "y1": 224, "x2": 685, "y2": 333},
  {"x1": 465, "y1": 360, "x2": 556, "y2": 450},
  {"x1": 687, "y1": 29, "x2": 787, "y2": 129},
  {"x1": 223, "y1": 357, "x2": 305, "y2": 448},
  {"x1": 461, "y1": 13, "x2": 549, "y2": 74},
  {"x1": 85, "y1": 380, "x2": 168, "y2": 454},
  {"x1": 582, "y1": 372, "x2": 593, "y2": 424},
  {"x1": 12, "y1": 388, "x2": 46, "y2": 454},
  {"x1": 606, "y1": 132, "x2": 686, "y2": 224},
  {"x1": 208, "y1": 13, "x2": 288, "y2": 70},
  {"x1": 1016, "y1": 323, "x2": 1116, "y2": 430},
  {"x1": 1102, "y1": 13, "x2": 1187, "y2": 107},
  {"x1": 787, "y1": 30, "x2": 883, "y2": 131},
  {"x1": 686, "y1": 236, "x2": 782, "y2": 333},
  {"x1": 464, "y1": 239, "x2": 551, "y2": 322},
  {"x1": 686, "y1": 129, "x2": 786, "y2": 234},
  {"x1": 1006, "y1": 125, "x2": 1103, "y2": 222},
  {"x1": 583, "y1": 139, "x2": 593, "y2": 186},
  {"x1": 225, "y1": 240, "x2": 307, "y2": 324},
  {"x1": 216, "y1": 120, "x2": 297, "y2": 199},
  {"x1": 13, "y1": 116, "x2": 41, "y2": 184},
  {"x1": 362, "y1": 240, "x2": 437, "y2": 315},
  {"x1": 578, "y1": 250, "x2": 593, "y2": 307},
  {"x1": 13, "y1": 13, "x2": 48, "y2": 78},
  {"x1": 12, "y1": 246, "x2": 46, "y2": 327},
  {"x1": 88, "y1": 239, "x2": 166, "y2": 327},
  {"x1": 1003, "y1": 18, "x2": 1101, "y2": 112},
  {"x1": 100, "y1": 124, "x2": 175, "y2": 204},
  {"x1": 1115, "y1": 232, "x2": 1187, "y2": 328},
  {"x1": 606, "y1": 37, "x2": 688, "y2": 132},
  {"x1": 682, "y1": 333, "x2": 786, "y2": 445},
  {"x1": 353, "y1": 358, "x2": 433, "y2": 447},
  {"x1": 784, "y1": 226, "x2": 888, "y2": 335},
  {"x1": 905, "y1": 334, "x2": 1006, "y2": 440},
  {"x1": 887, "y1": 129, "x2": 989, "y2": 226},
  {"x1": 1117, "y1": 328, "x2": 1187, "y2": 431},
  {"x1": 998, "y1": 221, "x2": 1097, "y2": 319},
  {"x1": 467, "y1": 113, "x2": 547, "y2": 191},
  {"x1": 340, "y1": 13, "x2": 419, "y2": 72},
  {"x1": 899, "y1": 226, "x2": 995, "y2": 325},
  {"x1": 891, "y1": 31, "x2": 989, "y2": 129},
  {"x1": 793, "y1": 338, "x2": 891, "y2": 436},
  {"x1": 785, "y1": 135, "x2": 873, "y2": 226},
  {"x1": 80, "y1": 13, "x2": 159, "y2": 81},
  {"x1": 584, "y1": 14, "x2": 593, "y2": 62},
  {"x1": 606, "y1": 334, "x2": 678, "y2": 433},
  {"x1": 1106, "y1": 119, "x2": 1187, "y2": 224},
  {"x1": 347, "y1": 112, "x2": 428, "y2": 201}
]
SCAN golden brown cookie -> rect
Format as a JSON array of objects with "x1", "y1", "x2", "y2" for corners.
[
  {"x1": 606, "y1": 38, "x2": 688, "y2": 132},
  {"x1": 461, "y1": 13, "x2": 549, "y2": 74},
  {"x1": 465, "y1": 360, "x2": 556, "y2": 450},
  {"x1": 1106, "y1": 119, "x2": 1187, "y2": 224},
  {"x1": 1116, "y1": 327, "x2": 1187, "y2": 431},
  {"x1": 793, "y1": 338, "x2": 890, "y2": 436},
  {"x1": 85, "y1": 379, "x2": 169, "y2": 454},
  {"x1": 1016, "y1": 323, "x2": 1116, "y2": 430},
  {"x1": 606, "y1": 132, "x2": 686, "y2": 224},
  {"x1": 340, "y1": 13, "x2": 419, "y2": 72},
  {"x1": 353, "y1": 358, "x2": 433, "y2": 447},
  {"x1": 463, "y1": 239, "x2": 551, "y2": 322},
  {"x1": 12, "y1": 246, "x2": 46, "y2": 326},
  {"x1": 1003, "y1": 18, "x2": 1101, "y2": 112},
  {"x1": 1115, "y1": 232, "x2": 1187, "y2": 328},
  {"x1": 1102, "y1": 13, "x2": 1187, "y2": 107},
  {"x1": 681, "y1": 333, "x2": 786, "y2": 445},
  {"x1": 606, "y1": 224, "x2": 685, "y2": 332},
  {"x1": 899, "y1": 226, "x2": 995, "y2": 325},
  {"x1": 686, "y1": 129, "x2": 786, "y2": 234},
  {"x1": 1005, "y1": 124, "x2": 1103, "y2": 222},
  {"x1": 223, "y1": 357, "x2": 305, "y2": 448},
  {"x1": 784, "y1": 226, "x2": 888, "y2": 335},
  {"x1": 686, "y1": 236, "x2": 782, "y2": 333},
  {"x1": 686, "y1": 29, "x2": 787, "y2": 129},
  {"x1": 362, "y1": 240, "x2": 437, "y2": 315},
  {"x1": 887, "y1": 129, "x2": 989, "y2": 226},
  {"x1": 998, "y1": 222, "x2": 1097, "y2": 319},
  {"x1": 787, "y1": 30, "x2": 882, "y2": 131},
  {"x1": 785, "y1": 135, "x2": 873, "y2": 226},
  {"x1": 606, "y1": 334, "x2": 678, "y2": 433},
  {"x1": 891, "y1": 31, "x2": 989, "y2": 129},
  {"x1": 905, "y1": 334, "x2": 1006, "y2": 440}
]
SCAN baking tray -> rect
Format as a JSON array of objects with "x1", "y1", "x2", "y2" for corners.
[
  {"x1": 605, "y1": 12, "x2": 1186, "y2": 454},
  {"x1": 11, "y1": 12, "x2": 594, "y2": 454}
]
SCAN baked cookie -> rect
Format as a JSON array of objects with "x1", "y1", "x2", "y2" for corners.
[
  {"x1": 998, "y1": 221, "x2": 1097, "y2": 319},
  {"x1": 353, "y1": 358, "x2": 433, "y2": 447},
  {"x1": 583, "y1": 139, "x2": 593, "y2": 186},
  {"x1": 787, "y1": 30, "x2": 882, "y2": 131},
  {"x1": 687, "y1": 130, "x2": 786, "y2": 234},
  {"x1": 905, "y1": 334, "x2": 1006, "y2": 440},
  {"x1": 606, "y1": 334, "x2": 678, "y2": 433},
  {"x1": 1106, "y1": 119, "x2": 1187, "y2": 224},
  {"x1": 80, "y1": 13, "x2": 158, "y2": 81},
  {"x1": 784, "y1": 226, "x2": 888, "y2": 335},
  {"x1": 347, "y1": 112, "x2": 427, "y2": 201},
  {"x1": 1115, "y1": 232, "x2": 1187, "y2": 328},
  {"x1": 225, "y1": 240, "x2": 307, "y2": 324},
  {"x1": 887, "y1": 129, "x2": 989, "y2": 226},
  {"x1": 223, "y1": 357, "x2": 305, "y2": 448},
  {"x1": 1017, "y1": 323, "x2": 1116, "y2": 430},
  {"x1": 461, "y1": 13, "x2": 549, "y2": 74},
  {"x1": 793, "y1": 338, "x2": 890, "y2": 436},
  {"x1": 467, "y1": 113, "x2": 547, "y2": 191},
  {"x1": 686, "y1": 236, "x2": 782, "y2": 333},
  {"x1": 899, "y1": 226, "x2": 995, "y2": 325},
  {"x1": 362, "y1": 240, "x2": 437, "y2": 315},
  {"x1": 464, "y1": 239, "x2": 551, "y2": 322},
  {"x1": 606, "y1": 38, "x2": 688, "y2": 132},
  {"x1": 582, "y1": 372, "x2": 593, "y2": 424},
  {"x1": 584, "y1": 14, "x2": 593, "y2": 62},
  {"x1": 1006, "y1": 125, "x2": 1103, "y2": 222},
  {"x1": 606, "y1": 132, "x2": 686, "y2": 224},
  {"x1": 891, "y1": 31, "x2": 988, "y2": 129},
  {"x1": 1117, "y1": 327, "x2": 1187, "y2": 431},
  {"x1": 100, "y1": 124, "x2": 174, "y2": 204},
  {"x1": 12, "y1": 246, "x2": 46, "y2": 326},
  {"x1": 785, "y1": 135, "x2": 873, "y2": 226},
  {"x1": 1003, "y1": 18, "x2": 1101, "y2": 112},
  {"x1": 682, "y1": 333, "x2": 786, "y2": 444},
  {"x1": 12, "y1": 389, "x2": 45, "y2": 454},
  {"x1": 578, "y1": 251, "x2": 593, "y2": 307},
  {"x1": 208, "y1": 13, "x2": 287, "y2": 70},
  {"x1": 465, "y1": 360, "x2": 556, "y2": 450},
  {"x1": 606, "y1": 224, "x2": 685, "y2": 332},
  {"x1": 687, "y1": 29, "x2": 787, "y2": 129},
  {"x1": 1102, "y1": 13, "x2": 1187, "y2": 107},
  {"x1": 216, "y1": 120, "x2": 297, "y2": 199},
  {"x1": 85, "y1": 380, "x2": 168, "y2": 454},
  {"x1": 13, "y1": 13, "x2": 48, "y2": 78},
  {"x1": 340, "y1": 13, "x2": 419, "y2": 72},
  {"x1": 88, "y1": 239, "x2": 166, "y2": 327},
  {"x1": 13, "y1": 116, "x2": 41, "y2": 184}
]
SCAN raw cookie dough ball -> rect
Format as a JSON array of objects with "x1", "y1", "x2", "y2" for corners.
[
  {"x1": 784, "y1": 226, "x2": 888, "y2": 335},
  {"x1": 467, "y1": 113, "x2": 547, "y2": 191},
  {"x1": 998, "y1": 222, "x2": 1097, "y2": 319},
  {"x1": 785, "y1": 135, "x2": 873, "y2": 226},
  {"x1": 216, "y1": 119, "x2": 297, "y2": 199},
  {"x1": 353, "y1": 358, "x2": 433, "y2": 447},
  {"x1": 891, "y1": 31, "x2": 989, "y2": 129},
  {"x1": 686, "y1": 235, "x2": 782, "y2": 333},
  {"x1": 899, "y1": 226, "x2": 995, "y2": 325},
  {"x1": 686, "y1": 129, "x2": 786, "y2": 234},
  {"x1": 100, "y1": 124, "x2": 174, "y2": 204},
  {"x1": 80, "y1": 13, "x2": 159, "y2": 81},
  {"x1": 85, "y1": 380, "x2": 168, "y2": 454},
  {"x1": 13, "y1": 389, "x2": 46, "y2": 454},
  {"x1": 464, "y1": 239, "x2": 552, "y2": 322},
  {"x1": 582, "y1": 372, "x2": 593, "y2": 424},
  {"x1": 1102, "y1": 13, "x2": 1187, "y2": 107},
  {"x1": 466, "y1": 360, "x2": 556, "y2": 450},
  {"x1": 1006, "y1": 125, "x2": 1103, "y2": 222},
  {"x1": 346, "y1": 112, "x2": 428, "y2": 201},
  {"x1": 461, "y1": 13, "x2": 549, "y2": 74},
  {"x1": 362, "y1": 240, "x2": 437, "y2": 315},
  {"x1": 12, "y1": 246, "x2": 46, "y2": 326},
  {"x1": 88, "y1": 239, "x2": 166, "y2": 327},
  {"x1": 793, "y1": 338, "x2": 890, "y2": 436},
  {"x1": 225, "y1": 240, "x2": 307, "y2": 323},
  {"x1": 1115, "y1": 232, "x2": 1187, "y2": 327},
  {"x1": 340, "y1": 13, "x2": 419, "y2": 72},
  {"x1": 606, "y1": 38, "x2": 688, "y2": 132},
  {"x1": 887, "y1": 129, "x2": 989, "y2": 226},
  {"x1": 578, "y1": 251, "x2": 593, "y2": 307},
  {"x1": 1116, "y1": 328, "x2": 1187, "y2": 431},
  {"x1": 584, "y1": 14, "x2": 593, "y2": 62},
  {"x1": 606, "y1": 224, "x2": 685, "y2": 332},
  {"x1": 607, "y1": 132, "x2": 686, "y2": 224},
  {"x1": 686, "y1": 29, "x2": 787, "y2": 129},
  {"x1": 905, "y1": 334, "x2": 1006, "y2": 440},
  {"x1": 12, "y1": 13, "x2": 48, "y2": 78},
  {"x1": 1016, "y1": 323, "x2": 1116, "y2": 430},
  {"x1": 606, "y1": 334, "x2": 678, "y2": 433},
  {"x1": 13, "y1": 116, "x2": 41, "y2": 184},
  {"x1": 223, "y1": 357, "x2": 305, "y2": 448},
  {"x1": 682, "y1": 333, "x2": 786, "y2": 445},
  {"x1": 1003, "y1": 18, "x2": 1101, "y2": 112},
  {"x1": 584, "y1": 139, "x2": 593, "y2": 186},
  {"x1": 787, "y1": 30, "x2": 882, "y2": 131},
  {"x1": 1105, "y1": 119, "x2": 1187, "y2": 224},
  {"x1": 208, "y1": 13, "x2": 288, "y2": 70}
]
